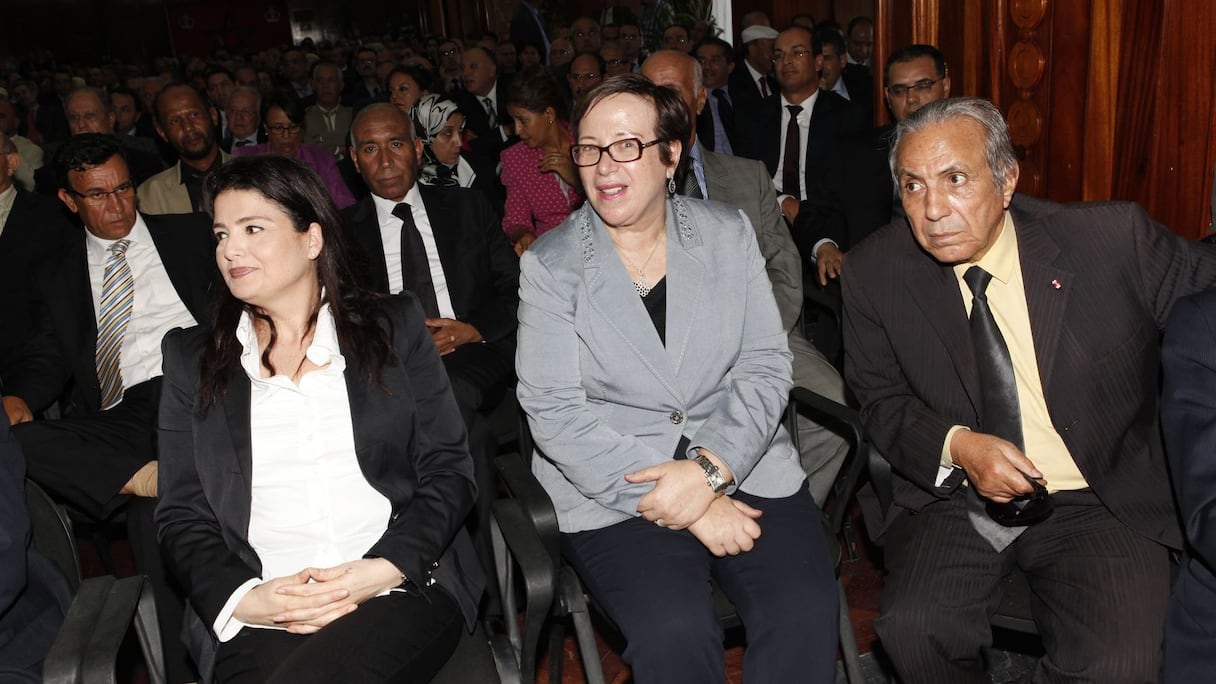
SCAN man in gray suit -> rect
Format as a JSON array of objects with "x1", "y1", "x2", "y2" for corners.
[{"x1": 642, "y1": 50, "x2": 849, "y2": 504}]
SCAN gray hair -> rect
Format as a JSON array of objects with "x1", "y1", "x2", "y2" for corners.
[
  {"x1": 889, "y1": 97, "x2": 1018, "y2": 195},
  {"x1": 67, "y1": 86, "x2": 112, "y2": 115},
  {"x1": 228, "y1": 85, "x2": 261, "y2": 111}
]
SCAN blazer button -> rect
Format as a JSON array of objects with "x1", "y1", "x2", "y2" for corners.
[{"x1": 669, "y1": 410, "x2": 684, "y2": 424}]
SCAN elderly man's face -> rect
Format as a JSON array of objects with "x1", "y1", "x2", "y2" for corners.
[
  {"x1": 226, "y1": 90, "x2": 260, "y2": 139},
  {"x1": 67, "y1": 91, "x2": 115, "y2": 135},
  {"x1": 896, "y1": 118, "x2": 1018, "y2": 265},
  {"x1": 461, "y1": 49, "x2": 498, "y2": 97},
  {"x1": 312, "y1": 64, "x2": 343, "y2": 106},
  {"x1": 350, "y1": 106, "x2": 424, "y2": 202}
]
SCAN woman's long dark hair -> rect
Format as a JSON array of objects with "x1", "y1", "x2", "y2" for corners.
[{"x1": 198, "y1": 155, "x2": 392, "y2": 410}]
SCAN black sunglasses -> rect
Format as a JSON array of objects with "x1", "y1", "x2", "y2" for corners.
[{"x1": 984, "y1": 475, "x2": 1054, "y2": 527}]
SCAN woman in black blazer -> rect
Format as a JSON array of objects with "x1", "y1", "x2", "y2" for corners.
[{"x1": 155, "y1": 155, "x2": 483, "y2": 683}]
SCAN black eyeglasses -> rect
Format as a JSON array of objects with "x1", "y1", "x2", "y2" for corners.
[
  {"x1": 886, "y1": 77, "x2": 944, "y2": 98},
  {"x1": 570, "y1": 137, "x2": 665, "y2": 167},
  {"x1": 569, "y1": 72, "x2": 601, "y2": 81},
  {"x1": 440, "y1": 48, "x2": 460, "y2": 57},
  {"x1": 983, "y1": 475, "x2": 1054, "y2": 527},
  {"x1": 605, "y1": 58, "x2": 628, "y2": 67}
]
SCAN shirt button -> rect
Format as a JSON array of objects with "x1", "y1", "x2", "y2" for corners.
[{"x1": 669, "y1": 410, "x2": 684, "y2": 424}]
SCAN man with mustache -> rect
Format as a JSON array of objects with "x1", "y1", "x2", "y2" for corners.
[{"x1": 138, "y1": 83, "x2": 230, "y2": 215}]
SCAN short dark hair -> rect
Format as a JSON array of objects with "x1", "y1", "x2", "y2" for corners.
[
  {"x1": 199, "y1": 155, "x2": 392, "y2": 409},
  {"x1": 108, "y1": 86, "x2": 139, "y2": 104},
  {"x1": 570, "y1": 51, "x2": 606, "y2": 75},
  {"x1": 385, "y1": 63, "x2": 435, "y2": 93},
  {"x1": 847, "y1": 16, "x2": 874, "y2": 36},
  {"x1": 507, "y1": 66, "x2": 569, "y2": 122},
  {"x1": 885, "y1": 44, "x2": 948, "y2": 84},
  {"x1": 693, "y1": 37, "x2": 734, "y2": 62},
  {"x1": 463, "y1": 44, "x2": 497, "y2": 64},
  {"x1": 204, "y1": 65, "x2": 235, "y2": 84},
  {"x1": 815, "y1": 28, "x2": 846, "y2": 57},
  {"x1": 153, "y1": 82, "x2": 210, "y2": 126},
  {"x1": 261, "y1": 87, "x2": 306, "y2": 124},
  {"x1": 573, "y1": 73, "x2": 690, "y2": 168},
  {"x1": 53, "y1": 133, "x2": 128, "y2": 192}
]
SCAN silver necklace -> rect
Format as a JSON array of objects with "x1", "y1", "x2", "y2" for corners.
[{"x1": 619, "y1": 235, "x2": 663, "y2": 296}]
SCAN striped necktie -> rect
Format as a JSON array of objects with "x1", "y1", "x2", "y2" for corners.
[{"x1": 96, "y1": 239, "x2": 134, "y2": 409}]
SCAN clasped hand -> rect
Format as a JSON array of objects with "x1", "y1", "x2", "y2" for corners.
[
  {"x1": 950, "y1": 429, "x2": 1045, "y2": 502},
  {"x1": 626, "y1": 459, "x2": 718, "y2": 529},
  {"x1": 233, "y1": 558, "x2": 402, "y2": 634}
]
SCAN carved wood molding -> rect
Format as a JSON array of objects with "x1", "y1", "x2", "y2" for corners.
[{"x1": 1005, "y1": 0, "x2": 1047, "y2": 195}]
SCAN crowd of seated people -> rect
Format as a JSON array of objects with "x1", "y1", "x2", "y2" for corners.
[{"x1": 5, "y1": 7, "x2": 1216, "y2": 684}]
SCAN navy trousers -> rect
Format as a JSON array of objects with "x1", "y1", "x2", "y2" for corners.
[{"x1": 562, "y1": 485, "x2": 838, "y2": 684}]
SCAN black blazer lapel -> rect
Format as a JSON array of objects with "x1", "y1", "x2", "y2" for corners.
[
  {"x1": 345, "y1": 196, "x2": 392, "y2": 293},
  {"x1": 218, "y1": 368, "x2": 254, "y2": 538},
  {"x1": 146, "y1": 213, "x2": 217, "y2": 322},
  {"x1": 418, "y1": 186, "x2": 467, "y2": 311},
  {"x1": 1013, "y1": 210, "x2": 1071, "y2": 389},
  {"x1": 66, "y1": 243, "x2": 102, "y2": 409},
  {"x1": 908, "y1": 260, "x2": 983, "y2": 415}
]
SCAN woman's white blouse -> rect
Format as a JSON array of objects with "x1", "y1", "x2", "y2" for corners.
[{"x1": 212, "y1": 304, "x2": 392, "y2": 640}]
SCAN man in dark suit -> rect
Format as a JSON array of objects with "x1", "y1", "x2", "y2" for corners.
[
  {"x1": 733, "y1": 26, "x2": 862, "y2": 223},
  {"x1": 3, "y1": 134, "x2": 217, "y2": 683},
  {"x1": 451, "y1": 46, "x2": 515, "y2": 164},
  {"x1": 843, "y1": 97, "x2": 1216, "y2": 682},
  {"x1": 344, "y1": 104, "x2": 519, "y2": 415},
  {"x1": 34, "y1": 88, "x2": 166, "y2": 196},
  {"x1": 727, "y1": 25, "x2": 778, "y2": 130},
  {"x1": 0, "y1": 133, "x2": 76, "y2": 399},
  {"x1": 0, "y1": 411, "x2": 71, "y2": 683},
  {"x1": 643, "y1": 50, "x2": 851, "y2": 506},
  {"x1": 817, "y1": 29, "x2": 873, "y2": 125},
  {"x1": 345, "y1": 104, "x2": 519, "y2": 614},
  {"x1": 692, "y1": 37, "x2": 737, "y2": 155},
  {"x1": 1161, "y1": 288, "x2": 1216, "y2": 681},
  {"x1": 219, "y1": 86, "x2": 267, "y2": 153},
  {"x1": 794, "y1": 44, "x2": 950, "y2": 285}
]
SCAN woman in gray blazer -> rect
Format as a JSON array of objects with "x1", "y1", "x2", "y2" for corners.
[{"x1": 516, "y1": 75, "x2": 838, "y2": 683}]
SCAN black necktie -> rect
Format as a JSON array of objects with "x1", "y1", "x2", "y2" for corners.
[
  {"x1": 713, "y1": 88, "x2": 734, "y2": 133},
  {"x1": 392, "y1": 203, "x2": 440, "y2": 318},
  {"x1": 235, "y1": 139, "x2": 252, "y2": 147},
  {"x1": 963, "y1": 266, "x2": 1026, "y2": 550},
  {"x1": 781, "y1": 105, "x2": 803, "y2": 198}
]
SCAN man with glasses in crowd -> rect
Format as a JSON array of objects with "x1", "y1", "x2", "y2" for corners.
[
  {"x1": 4, "y1": 134, "x2": 217, "y2": 683},
  {"x1": 795, "y1": 44, "x2": 950, "y2": 286}
]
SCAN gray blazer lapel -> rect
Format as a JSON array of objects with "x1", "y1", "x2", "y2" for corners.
[
  {"x1": 579, "y1": 206, "x2": 683, "y2": 403},
  {"x1": 664, "y1": 197, "x2": 705, "y2": 378}
]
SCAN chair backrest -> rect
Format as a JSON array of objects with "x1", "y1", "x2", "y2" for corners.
[{"x1": 25, "y1": 480, "x2": 82, "y2": 593}]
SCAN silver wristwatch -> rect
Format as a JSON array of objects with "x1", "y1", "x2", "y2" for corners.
[{"x1": 692, "y1": 453, "x2": 729, "y2": 493}]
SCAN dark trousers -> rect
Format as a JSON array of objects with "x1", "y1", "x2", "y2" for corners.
[
  {"x1": 442, "y1": 342, "x2": 513, "y2": 415},
  {"x1": 15, "y1": 379, "x2": 161, "y2": 520},
  {"x1": 877, "y1": 489, "x2": 1172, "y2": 684},
  {"x1": 13, "y1": 379, "x2": 196, "y2": 682},
  {"x1": 562, "y1": 486, "x2": 838, "y2": 684},
  {"x1": 213, "y1": 586, "x2": 464, "y2": 684}
]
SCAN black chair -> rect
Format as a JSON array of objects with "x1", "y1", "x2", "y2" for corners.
[
  {"x1": 492, "y1": 388, "x2": 870, "y2": 683},
  {"x1": 28, "y1": 479, "x2": 167, "y2": 684},
  {"x1": 866, "y1": 449, "x2": 1040, "y2": 636}
]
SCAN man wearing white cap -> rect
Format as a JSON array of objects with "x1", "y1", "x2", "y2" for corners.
[{"x1": 728, "y1": 24, "x2": 780, "y2": 136}]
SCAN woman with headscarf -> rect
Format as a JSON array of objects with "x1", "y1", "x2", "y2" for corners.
[{"x1": 411, "y1": 93, "x2": 504, "y2": 209}]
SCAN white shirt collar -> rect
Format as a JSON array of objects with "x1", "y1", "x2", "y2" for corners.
[
  {"x1": 236, "y1": 298, "x2": 345, "y2": 381},
  {"x1": 780, "y1": 89, "x2": 819, "y2": 110},
  {"x1": 84, "y1": 211, "x2": 151, "y2": 261},
  {"x1": 371, "y1": 182, "x2": 423, "y2": 218}
]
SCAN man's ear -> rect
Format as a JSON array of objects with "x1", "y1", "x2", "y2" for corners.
[{"x1": 57, "y1": 188, "x2": 80, "y2": 215}]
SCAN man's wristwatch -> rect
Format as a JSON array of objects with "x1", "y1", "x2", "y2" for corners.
[{"x1": 692, "y1": 452, "x2": 729, "y2": 493}]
